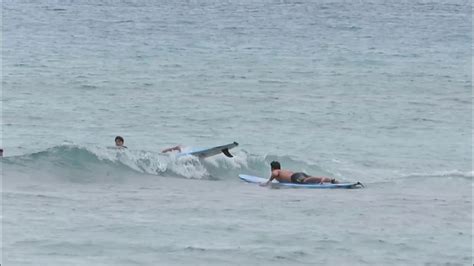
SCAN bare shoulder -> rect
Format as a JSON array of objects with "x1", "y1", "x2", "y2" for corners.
[{"x1": 271, "y1": 169, "x2": 280, "y2": 177}]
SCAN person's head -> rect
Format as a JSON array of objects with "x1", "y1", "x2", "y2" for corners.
[
  {"x1": 115, "y1": 136, "x2": 124, "y2": 147},
  {"x1": 270, "y1": 161, "x2": 281, "y2": 170},
  {"x1": 0, "y1": 148, "x2": 3, "y2": 157}
]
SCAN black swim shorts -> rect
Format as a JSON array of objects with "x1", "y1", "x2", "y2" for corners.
[{"x1": 290, "y1": 172, "x2": 309, "y2": 184}]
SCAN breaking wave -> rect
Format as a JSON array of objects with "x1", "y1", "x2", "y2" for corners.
[{"x1": 2, "y1": 144, "x2": 329, "y2": 183}]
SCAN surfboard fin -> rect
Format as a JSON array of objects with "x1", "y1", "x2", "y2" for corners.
[{"x1": 222, "y1": 148, "x2": 234, "y2": 158}]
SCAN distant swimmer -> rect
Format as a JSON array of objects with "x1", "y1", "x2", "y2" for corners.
[
  {"x1": 261, "y1": 161, "x2": 338, "y2": 186},
  {"x1": 115, "y1": 136, "x2": 127, "y2": 149},
  {"x1": 114, "y1": 135, "x2": 181, "y2": 153},
  {"x1": 0, "y1": 148, "x2": 3, "y2": 157},
  {"x1": 115, "y1": 136, "x2": 127, "y2": 148}
]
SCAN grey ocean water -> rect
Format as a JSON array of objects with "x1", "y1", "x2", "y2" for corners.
[{"x1": 2, "y1": 0, "x2": 472, "y2": 265}]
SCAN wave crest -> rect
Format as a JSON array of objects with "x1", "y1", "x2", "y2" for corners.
[
  {"x1": 402, "y1": 170, "x2": 473, "y2": 179},
  {"x1": 3, "y1": 145, "x2": 326, "y2": 183}
]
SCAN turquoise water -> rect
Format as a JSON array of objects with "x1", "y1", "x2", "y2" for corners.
[{"x1": 2, "y1": 0, "x2": 472, "y2": 265}]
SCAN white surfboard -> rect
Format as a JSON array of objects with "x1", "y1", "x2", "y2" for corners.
[
  {"x1": 239, "y1": 174, "x2": 364, "y2": 189},
  {"x1": 178, "y1": 142, "x2": 239, "y2": 159}
]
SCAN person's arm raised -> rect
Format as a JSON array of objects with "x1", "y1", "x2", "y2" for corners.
[{"x1": 162, "y1": 145, "x2": 182, "y2": 153}]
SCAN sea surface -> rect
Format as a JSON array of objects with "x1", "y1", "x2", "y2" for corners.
[{"x1": 2, "y1": 0, "x2": 472, "y2": 265}]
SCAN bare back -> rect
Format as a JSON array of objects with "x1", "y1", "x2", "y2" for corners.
[{"x1": 272, "y1": 169, "x2": 294, "y2": 183}]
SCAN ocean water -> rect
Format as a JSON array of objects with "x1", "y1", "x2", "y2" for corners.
[{"x1": 2, "y1": 0, "x2": 472, "y2": 265}]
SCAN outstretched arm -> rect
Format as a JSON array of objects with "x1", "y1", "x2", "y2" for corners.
[
  {"x1": 162, "y1": 145, "x2": 182, "y2": 153},
  {"x1": 261, "y1": 173, "x2": 276, "y2": 186}
]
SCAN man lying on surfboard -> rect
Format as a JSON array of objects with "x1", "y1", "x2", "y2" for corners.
[{"x1": 261, "y1": 161, "x2": 338, "y2": 186}]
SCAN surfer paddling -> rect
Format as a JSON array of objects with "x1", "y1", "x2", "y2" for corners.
[{"x1": 261, "y1": 161, "x2": 338, "y2": 186}]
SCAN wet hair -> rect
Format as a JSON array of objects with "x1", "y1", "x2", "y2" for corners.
[
  {"x1": 270, "y1": 161, "x2": 281, "y2": 170},
  {"x1": 115, "y1": 136, "x2": 124, "y2": 143}
]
